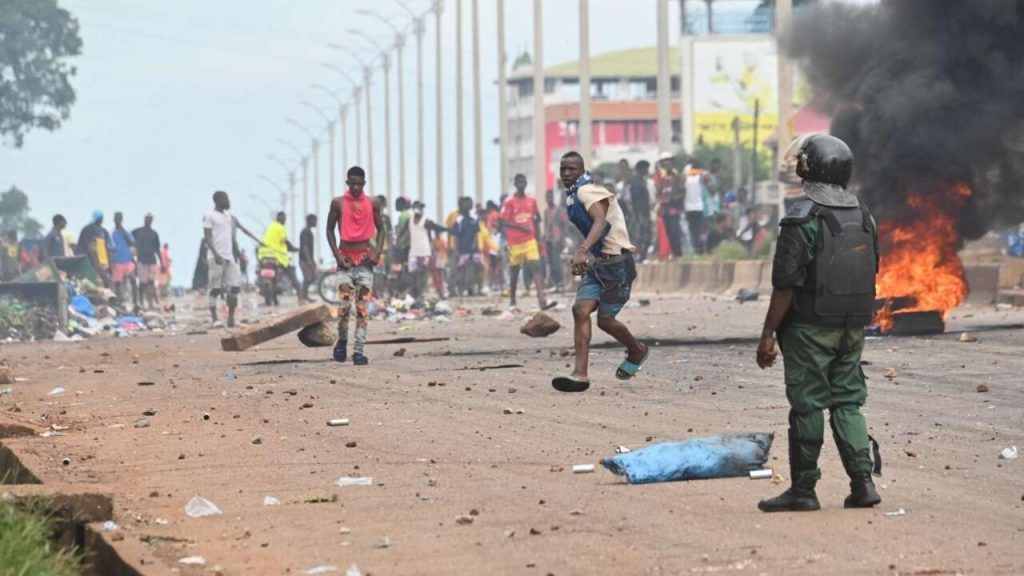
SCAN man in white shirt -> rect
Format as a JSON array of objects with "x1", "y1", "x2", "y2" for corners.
[{"x1": 203, "y1": 190, "x2": 261, "y2": 327}]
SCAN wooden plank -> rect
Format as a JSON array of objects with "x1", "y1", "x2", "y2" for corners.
[{"x1": 221, "y1": 303, "x2": 332, "y2": 352}]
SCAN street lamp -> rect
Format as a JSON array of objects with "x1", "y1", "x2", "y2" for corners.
[
  {"x1": 267, "y1": 153, "x2": 298, "y2": 242},
  {"x1": 348, "y1": 29, "x2": 394, "y2": 207},
  {"x1": 357, "y1": 8, "x2": 412, "y2": 202},
  {"x1": 320, "y1": 64, "x2": 363, "y2": 166},
  {"x1": 286, "y1": 119, "x2": 320, "y2": 242},
  {"x1": 329, "y1": 45, "x2": 376, "y2": 195},
  {"x1": 302, "y1": 100, "x2": 336, "y2": 199},
  {"x1": 278, "y1": 139, "x2": 310, "y2": 239},
  {"x1": 311, "y1": 84, "x2": 351, "y2": 178},
  {"x1": 392, "y1": 0, "x2": 430, "y2": 204}
]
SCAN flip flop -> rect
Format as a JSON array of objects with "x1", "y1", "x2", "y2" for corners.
[
  {"x1": 552, "y1": 376, "x2": 591, "y2": 393},
  {"x1": 615, "y1": 344, "x2": 650, "y2": 381},
  {"x1": 541, "y1": 301, "x2": 559, "y2": 311}
]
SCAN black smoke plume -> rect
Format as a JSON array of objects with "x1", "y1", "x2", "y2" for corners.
[{"x1": 786, "y1": 0, "x2": 1024, "y2": 237}]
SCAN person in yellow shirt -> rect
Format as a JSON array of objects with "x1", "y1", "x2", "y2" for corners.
[{"x1": 257, "y1": 212, "x2": 305, "y2": 302}]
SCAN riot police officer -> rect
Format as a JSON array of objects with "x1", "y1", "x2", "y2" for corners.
[{"x1": 756, "y1": 134, "x2": 882, "y2": 512}]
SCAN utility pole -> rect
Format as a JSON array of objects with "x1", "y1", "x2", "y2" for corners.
[
  {"x1": 471, "y1": 0, "x2": 483, "y2": 205},
  {"x1": 311, "y1": 139, "x2": 320, "y2": 258},
  {"x1": 354, "y1": 88, "x2": 362, "y2": 164},
  {"x1": 435, "y1": 0, "x2": 444, "y2": 222},
  {"x1": 301, "y1": 156, "x2": 309, "y2": 226},
  {"x1": 396, "y1": 32, "x2": 406, "y2": 202},
  {"x1": 496, "y1": 0, "x2": 509, "y2": 201},
  {"x1": 382, "y1": 54, "x2": 393, "y2": 207},
  {"x1": 532, "y1": 0, "x2": 545, "y2": 192},
  {"x1": 415, "y1": 17, "x2": 426, "y2": 203},
  {"x1": 680, "y1": 0, "x2": 695, "y2": 153},
  {"x1": 455, "y1": 0, "x2": 465, "y2": 202},
  {"x1": 340, "y1": 105, "x2": 348, "y2": 174},
  {"x1": 776, "y1": 0, "x2": 794, "y2": 220},
  {"x1": 365, "y1": 67, "x2": 374, "y2": 197},
  {"x1": 578, "y1": 0, "x2": 592, "y2": 167},
  {"x1": 288, "y1": 171, "x2": 297, "y2": 244},
  {"x1": 657, "y1": 0, "x2": 672, "y2": 155}
]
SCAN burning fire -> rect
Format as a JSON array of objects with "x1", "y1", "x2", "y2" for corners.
[{"x1": 873, "y1": 182, "x2": 971, "y2": 332}]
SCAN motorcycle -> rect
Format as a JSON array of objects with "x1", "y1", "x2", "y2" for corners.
[{"x1": 257, "y1": 257, "x2": 291, "y2": 306}]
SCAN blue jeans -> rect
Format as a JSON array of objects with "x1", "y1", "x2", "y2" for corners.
[{"x1": 575, "y1": 255, "x2": 636, "y2": 318}]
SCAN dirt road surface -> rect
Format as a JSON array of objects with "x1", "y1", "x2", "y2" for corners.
[{"x1": 1, "y1": 294, "x2": 1022, "y2": 575}]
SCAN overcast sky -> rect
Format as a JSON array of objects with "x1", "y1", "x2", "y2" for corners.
[{"x1": 0, "y1": 0, "x2": 690, "y2": 278}]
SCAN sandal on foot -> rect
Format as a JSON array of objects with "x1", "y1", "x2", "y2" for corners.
[
  {"x1": 552, "y1": 376, "x2": 590, "y2": 393},
  {"x1": 615, "y1": 344, "x2": 650, "y2": 381}
]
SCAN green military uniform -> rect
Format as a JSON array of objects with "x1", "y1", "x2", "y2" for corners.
[{"x1": 772, "y1": 200, "x2": 879, "y2": 498}]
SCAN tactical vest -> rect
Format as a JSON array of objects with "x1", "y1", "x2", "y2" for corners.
[{"x1": 789, "y1": 201, "x2": 878, "y2": 328}]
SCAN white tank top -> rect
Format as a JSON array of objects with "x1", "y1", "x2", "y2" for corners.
[{"x1": 409, "y1": 216, "x2": 432, "y2": 258}]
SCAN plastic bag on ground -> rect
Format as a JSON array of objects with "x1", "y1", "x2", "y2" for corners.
[
  {"x1": 601, "y1": 433, "x2": 774, "y2": 484},
  {"x1": 185, "y1": 495, "x2": 223, "y2": 517}
]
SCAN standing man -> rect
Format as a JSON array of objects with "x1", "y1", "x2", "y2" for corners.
[
  {"x1": 406, "y1": 201, "x2": 446, "y2": 303},
  {"x1": 299, "y1": 214, "x2": 318, "y2": 302},
  {"x1": 326, "y1": 166, "x2": 387, "y2": 366},
  {"x1": 501, "y1": 174, "x2": 552, "y2": 312},
  {"x1": 655, "y1": 153, "x2": 684, "y2": 258},
  {"x1": 552, "y1": 151, "x2": 648, "y2": 393},
  {"x1": 542, "y1": 189, "x2": 568, "y2": 293},
  {"x1": 110, "y1": 212, "x2": 138, "y2": 309},
  {"x1": 43, "y1": 214, "x2": 67, "y2": 260},
  {"x1": 684, "y1": 159, "x2": 710, "y2": 254},
  {"x1": 77, "y1": 210, "x2": 112, "y2": 286},
  {"x1": 629, "y1": 161, "x2": 654, "y2": 262},
  {"x1": 450, "y1": 197, "x2": 482, "y2": 296},
  {"x1": 204, "y1": 191, "x2": 262, "y2": 327},
  {"x1": 257, "y1": 212, "x2": 303, "y2": 303},
  {"x1": 756, "y1": 135, "x2": 881, "y2": 512},
  {"x1": 132, "y1": 213, "x2": 162, "y2": 310}
]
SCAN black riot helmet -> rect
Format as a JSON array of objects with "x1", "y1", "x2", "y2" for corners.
[{"x1": 787, "y1": 134, "x2": 857, "y2": 207}]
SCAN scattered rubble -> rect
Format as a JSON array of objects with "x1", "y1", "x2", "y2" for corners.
[{"x1": 520, "y1": 313, "x2": 561, "y2": 338}]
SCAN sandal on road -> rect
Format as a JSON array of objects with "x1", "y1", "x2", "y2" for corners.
[
  {"x1": 615, "y1": 344, "x2": 650, "y2": 381},
  {"x1": 552, "y1": 376, "x2": 590, "y2": 393}
]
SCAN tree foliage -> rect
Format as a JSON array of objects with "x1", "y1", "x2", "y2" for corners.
[
  {"x1": 0, "y1": 0, "x2": 82, "y2": 147},
  {"x1": 0, "y1": 187, "x2": 44, "y2": 238}
]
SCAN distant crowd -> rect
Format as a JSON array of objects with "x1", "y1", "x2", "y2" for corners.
[{"x1": 7, "y1": 211, "x2": 174, "y2": 311}]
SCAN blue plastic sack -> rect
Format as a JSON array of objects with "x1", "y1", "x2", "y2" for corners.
[
  {"x1": 601, "y1": 433, "x2": 774, "y2": 484},
  {"x1": 70, "y1": 295, "x2": 95, "y2": 318}
]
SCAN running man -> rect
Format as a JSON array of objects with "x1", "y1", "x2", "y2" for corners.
[
  {"x1": 552, "y1": 151, "x2": 648, "y2": 393},
  {"x1": 326, "y1": 166, "x2": 387, "y2": 366},
  {"x1": 501, "y1": 174, "x2": 552, "y2": 311}
]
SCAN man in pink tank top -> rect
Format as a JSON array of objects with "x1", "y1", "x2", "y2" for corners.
[{"x1": 326, "y1": 166, "x2": 387, "y2": 365}]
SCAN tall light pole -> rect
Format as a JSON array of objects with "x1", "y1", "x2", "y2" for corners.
[
  {"x1": 471, "y1": 0, "x2": 483, "y2": 205},
  {"x1": 349, "y1": 30, "x2": 394, "y2": 208},
  {"x1": 267, "y1": 154, "x2": 297, "y2": 243},
  {"x1": 396, "y1": 0, "x2": 428, "y2": 203},
  {"x1": 320, "y1": 64, "x2": 362, "y2": 166},
  {"x1": 532, "y1": 0, "x2": 545, "y2": 192},
  {"x1": 303, "y1": 100, "x2": 335, "y2": 201},
  {"x1": 776, "y1": 0, "x2": 794, "y2": 221},
  {"x1": 278, "y1": 139, "x2": 309, "y2": 235},
  {"x1": 357, "y1": 8, "x2": 410, "y2": 202},
  {"x1": 434, "y1": 0, "x2": 444, "y2": 222},
  {"x1": 657, "y1": 0, "x2": 672, "y2": 155},
  {"x1": 312, "y1": 83, "x2": 351, "y2": 179},
  {"x1": 455, "y1": 0, "x2": 465, "y2": 202},
  {"x1": 496, "y1": 0, "x2": 509, "y2": 202},
  {"x1": 287, "y1": 119, "x2": 321, "y2": 228},
  {"x1": 329, "y1": 46, "x2": 374, "y2": 193},
  {"x1": 579, "y1": 0, "x2": 593, "y2": 167}
]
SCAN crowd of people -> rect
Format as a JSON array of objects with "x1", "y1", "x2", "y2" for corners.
[
  {"x1": 0, "y1": 210, "x2": 173, "y2": 311},
  {"x1": 334, "y1": 153, "x2": 774, "y2": 310}
]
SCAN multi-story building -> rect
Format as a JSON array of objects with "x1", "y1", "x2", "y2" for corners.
[{"x1": 506, "y1": 47, "x2": 682, "y2": 193}]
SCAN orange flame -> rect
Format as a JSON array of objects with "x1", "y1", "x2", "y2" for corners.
[{"x1": 873, "y1": 182, "x2": 971, "y2": 332}]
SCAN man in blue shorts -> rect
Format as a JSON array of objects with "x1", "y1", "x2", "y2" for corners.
[{"x1": 552, "y1": 151, "x2": 649, "y2": 393}]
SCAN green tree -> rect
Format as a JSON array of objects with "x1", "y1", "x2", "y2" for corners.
[
  {"x1": 0, "y1": 187, "x2": 44, "y2": 238},
  {"x1": 0, "y1": 0, "x2": 82, "y2": 148}
]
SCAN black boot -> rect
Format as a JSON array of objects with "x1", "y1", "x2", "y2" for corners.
[
  {"x1": 758, "y1": 487, "x2": 821, "y2": 512},
  {"x1": 844, "y1": 473, "x2": 881, "y2": 508}
]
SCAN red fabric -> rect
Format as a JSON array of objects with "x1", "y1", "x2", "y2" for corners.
[
  {"x1": 656, "y1": 216, "x2": 671, "y2": 261},
  {"x1": 340, "y1": 190, "x2": 376, "y2": 243},
  {"x1": 501, "y1": 194, "x2": 539, "y2": 245}
]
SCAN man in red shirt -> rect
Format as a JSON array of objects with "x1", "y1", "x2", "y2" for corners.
[{"x1": 501, "y1": 174, "x2": 554, "y2": 312}]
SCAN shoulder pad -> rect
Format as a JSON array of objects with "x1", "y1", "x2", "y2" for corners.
[{"x1": 780, "y1": 198, "x2": 817, "y2": 225}]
